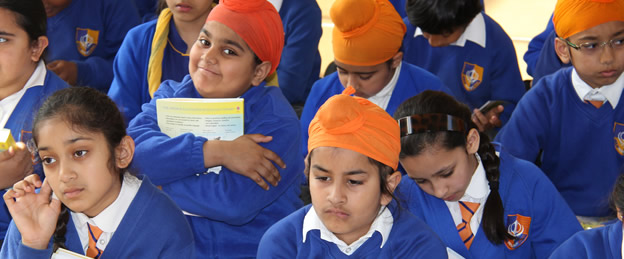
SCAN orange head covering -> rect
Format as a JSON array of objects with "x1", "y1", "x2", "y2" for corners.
[
  {"x1": 330, "y1": 0, "x2": 406, "y2": 66},
  {"x1": 308, "y1": 89, "x2": 401, "y2": 170},
  {"x1": 553, "y1": 0, "x2": 624, "y2": 39},
  {"x1": 206, "y1": 0, "x2": 284, "y2": 75}
]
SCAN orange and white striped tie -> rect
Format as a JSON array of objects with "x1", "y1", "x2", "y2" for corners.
[
  {"x1": 457, "y1": 201, "x2": 480, "y2": 249},
  {"x1": 86, "y1": 223, "x2": 103, "y2": 258}
]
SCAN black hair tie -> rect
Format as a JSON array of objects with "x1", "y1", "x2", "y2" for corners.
[{"x1": 488, "y1": 181, "x2": 499, "y2": 191}]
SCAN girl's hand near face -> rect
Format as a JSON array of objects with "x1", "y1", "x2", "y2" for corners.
[
  {"x1": 47, "y1": 60, "x2": 78, "y2": 86},
  {"x1": 0, "y1": 142, "x2": 34, "y2": 189},
  {"x1": 203, "y1": 134, "x2": 285, "y2": 190},
  {"x1": 3, "y1": 175, "x2": 61, "y2": 250}
]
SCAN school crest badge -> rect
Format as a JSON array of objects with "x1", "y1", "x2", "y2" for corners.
[
  {"x1": 75, "y1": 28, "x2": 99, "y2": 57},
  {"x1": 505, "y1": 214, "x2": 531, "y2": 250},
  {"x1": 613, "y1": 122, "x2": 624, "y2": 156},
  {"x1": 461, "y1": 62, "x2": 484, "y2": 91}
]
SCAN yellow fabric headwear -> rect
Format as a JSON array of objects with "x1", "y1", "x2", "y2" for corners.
[
  {"x1": 330, "y1": 0, "x2": 406, "y2": 66},
  {"x1": 553, "y1": 0, "x2": 624, "y2": 39},
  {"x1": 308, "y1": 89, "x2": 401, "y2": 170}
]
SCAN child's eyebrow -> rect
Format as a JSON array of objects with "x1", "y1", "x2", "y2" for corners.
[
  {"x1": 201, "y1": 28, "x2": 210, "y2": 36},
  {"x1": 345, "y1": 170, "x2": 366, "y2": 176},
  {"x1": 223, "y1": 39, "x2": 245, "y2": 52},
  {"x1": 612, "y1": 29, "x2": 624, "y2": 37},
  {"x1": 312, "y1": 164, "x2": 329, "y2": 172},
  {"x1": 335, "y1": 65, "x2": 376, "y2": 75},
  {"x1": 432, "y1": 165, "x2": 453, "y2": 177},
  {"x1": 0, "y1": 31, "x2": 15, "y2": 37}
]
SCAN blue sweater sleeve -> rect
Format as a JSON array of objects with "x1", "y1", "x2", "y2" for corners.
[
  {"x1": 277, "y1": 1, "x2": 322, "y2": 104},
  {"x1": 488, "y1": 31, "x2": 525, "y2": 125},
  {"x1": 127, "y1": 82, "x2": 208, "y2": 185},
  {"x1": 524, "y1": 15, "x2": 554, "y2": 77},
  {"x1": 108, "y1": 23, "x2": 154, "y2": 125},
  {"x1": 75, "y1": 0, "x2": 140, "y2": 91},
  {"x1": 495, "y1": 82, "x2": 550, "y2": 162},
  {"x1": 0, "y1": 221, "x2": 54, "y2": 259},
  {"x1": 161, "y1": 111, "x2": 303, "y2": 225}
]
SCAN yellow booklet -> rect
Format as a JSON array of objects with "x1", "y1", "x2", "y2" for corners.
[
  {"x1": 0, "y1": 128, "x2": 15, "y2": 152},
  {"x1": 156, "y1": 98, "x2": 244, "y2": 141}
]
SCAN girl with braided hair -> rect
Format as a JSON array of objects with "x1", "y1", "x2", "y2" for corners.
[
  {"x1": 395, "y1": 90, "x2": 581, "y2": 258},
  {"x1": 0, "y1": 87, "x2": 194, "y2": 258}
]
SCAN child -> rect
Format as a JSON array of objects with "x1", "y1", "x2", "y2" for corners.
[
  {"x1": 0, "y1": 0, "x2": 69, "y2": 245},
  {"x1": 402, "y1": 0, "x2": 525, "y2": 131},
  {"x1": 43, "y1": 0, "x2": 140, "y2": 91},
  {"x1": 396, "y1": 90, "x2": 581, "y2": 258},
  {"x1": 496, "y1": 0, "x2": 624, "y2": 219},
  {"x1": 0, "y1": 87, "x2": 194, "y2": 258},
  {"x1": 108, "y1": 0, "x2": 215, "y2": 124},
  {"x1": 258, "y1": 93, "x2": 447, "y2": 258},
  {"x1": 126, "y1": 0, "x2": 303, "y2": 257},
  {"x1": 550, "y1": 173, "x2": 624, "y2": 258},
  {"x1": 300, "y1": 0, "x2": 451, "y2": 156}
]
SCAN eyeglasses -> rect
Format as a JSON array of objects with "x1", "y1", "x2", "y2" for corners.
[{"x1": 559, "y1": 36, "x2": 624, "y2": 55}]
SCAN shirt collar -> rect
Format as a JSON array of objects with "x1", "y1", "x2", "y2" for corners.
[
  {"x1": 267, "y1": 0, "x2": 282, "y2": 12},
  {"x1": 302, "y1": 206, "x2": 394, "y2": 254},
  {"x1": 462, "y1": 153, "x2": 489, "y2": 200},
  {"x1": 571, "y1": 68, "x2": 624, "y2": 108},
  {"x1": 72, "y1": 173, "x2": 142, "y2": 232},
  {"x1": 367, "y1": 62, "x2": 402, "y2": 109},
  {"x1": 25, "y1": 60, "x2": 47, "y2": 90},
  {"x1": 414, "y1": 13, "x2": 486, "y2": 48}
]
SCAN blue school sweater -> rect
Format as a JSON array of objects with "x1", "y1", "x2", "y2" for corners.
[
  {"x1": 524, "y1": 15, "x2": 554, "y2": 77},
  {"x1": 257, "y1": 204, "x2": 448, "y2": 259},
  {"x1": 402, "y1": 13, "x2": 525, "y2": 125},
  {"x1": 277, "y1": 0, "x2": 322, "y2": 104},
  {"x1": 532, "y1": 30, "x2": 570, "y2": 85},
  {"x1": 300, "y1": 62, "x2": 450, "y2": 157},
  {"x1": 127, "y1": 76, "x2": 304, "y2": 258},
  {"x1": 0, "y1": 176, "x2": 195, "y2": 258},
  {"x1": 496, "y1": 67, "x2": 624, "y2": 217},
  {"x1": 398, "y1": 148, "x2": 582, "y2": 259},
  {"x1": 550, "y1": 220, "x2": 622, "y2": 259},
  {"x1": 46, "y1": 0, "x2": 140, "y2": 92},
  {"x1": 0, "y1": 70, "x2": 69, "y2": 242},
  {"x1": 108, "y1": 19, "x2": 190, "y2": 124}
]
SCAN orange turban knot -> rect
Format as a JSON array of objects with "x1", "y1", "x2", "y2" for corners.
[
  {"x1": 308, "y1": 93, "x2": 401, "y2": 170},
  {"x1": 553, "y1": 0, "x2": 624, "y2": 39},
  {"x1": 330, "y1": 0, "x2": 406, "y2": 66},
  {"x1": 206, "y1": 0, "x2": 284, "y2": 75}
]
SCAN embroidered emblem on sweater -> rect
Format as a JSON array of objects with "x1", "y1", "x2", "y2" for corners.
[
  {"x1": 461, "y1": 62, "x2": 483, "y2": 91},
  {"x1": 75, "y1": 28, "x2": 99, "y2": 56},
  {"x1": 614, "y1": 122, "x2": 624, "y2": 156},
  {"x1": 505, "y1": 214, "x2": 531, "y2": 250}
]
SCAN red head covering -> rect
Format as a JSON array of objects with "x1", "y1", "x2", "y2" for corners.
[
  {"x1": 553, "y1": 0, "x2": 624, "y2": 39},
  {"x1": 206, "y1": 0, "x2": 284, "y2": 75},
  {"x1": 308, "y1": 90, "x2": 401, "y2": 170},
  {"x1": 330, "y1": 0, "x2": 406, "y2": 66}
]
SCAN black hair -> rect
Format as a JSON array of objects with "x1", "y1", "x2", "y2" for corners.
[
  {"x1": 0, "y1": 0, "x2": 47, "y2": 59},
  {"x1": 305, "y1": 148, "x2": 400, "y2": 206},
  {"x1": 405, "y1": 0, "x2": 482, "y2": 35},
  {"x1": 610, "y1": 173, "x2": 624, "y2": 215},
  {"x1": 32, "y1": 87, "x2": 128, "y2": 252},
  {"x1": 394, "y1": 90, "x2": 513, "y2": 244}
]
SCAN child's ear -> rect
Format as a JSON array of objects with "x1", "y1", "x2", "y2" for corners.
[
  {"x1": 466, "y1": 128, "x2": 480, "y2": 155},
  {"x1": 390, "y1": 51, "x2": 403, "y2": 69},
  {"x1": 251, "y1": 61, "x2": 272, "y2": 86},
  {"x1": 554, "y1": 37, "x2": 572, "y2": 64},
  {"x1": 30, "y1": 36, "x2": 48, "y2": 62},
  {"x1": 380, "y1": 171, "x2": 402, "y2": 206},
  {"x1": 115, "y1": 136, "x2": 135, "y2": 169}
]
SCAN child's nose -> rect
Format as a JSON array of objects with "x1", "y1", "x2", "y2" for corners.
[{"x1": 327, "y1": 184, "x2": 346, "y2": 205}]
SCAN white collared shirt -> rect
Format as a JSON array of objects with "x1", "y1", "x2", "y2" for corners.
[
  {"x1": 414, "y1": 13, "x2": 486, "y2": 48},
  {"x1": 0, "y1": 61, "x2": 46, "y2": 128},
  {"x1": 267, "y1": 0, "x2": 282, "y2": 12},
  {"x1": 445, "y1": 153, "x2": 490, "y2": 236},
  {"x1": 70, "y1": 173, "x2": 142, "y2": 253},
  {"x1": 302, "y1": 206, "x2": 393, "y2": 255},
  {"x1": 571, "y1": 68, "x2": 624, "y2": 109},
  {"x1": 367, "y1": 62, "x2": 402, "y2": 110},
  {"x1": 621, "y1": 223, "x2": 624, "y2": 259}
]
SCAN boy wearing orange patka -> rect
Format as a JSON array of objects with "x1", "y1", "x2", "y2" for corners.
[
  {"x1": 497, "y1": 0, "x2": 624, "y2": 221},
  {"x1": 258, "y1": 93, "x2": 447, "y2": 258},
  {"x1": 127, "y1": 0, "x2": 304, "y2": 257},
  {"x1": 299, "y1": 0, "x2": 452, "y2": 157}
]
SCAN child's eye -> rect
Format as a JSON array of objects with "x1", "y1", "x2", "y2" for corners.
[
  {"x1": 74, "y1": 150, "x2": 87, "y2": 157},
  {"x1": 223, "y1": 49, "x2": 237, "y2": 55},
  {"x1": 0, "y1": 37, "x2": 6, "y2": 43},
  {"x1": 348, "y1": 179, "x2": 363, "y2": 185},
  {"x1": 580, "y1": 42, "x2": 598, "y2": 50},
  {"x1": 612, "y1": 38, "x2": 624, "y2": 46},
  {"x1": 41, "y1": 157, "x2": 56, "y2": 165},
  {"x1": 359, "y1": 74, "x2": 373, "y2": 80},
  {"x1": 314, "y1": 176, "x2": 330, "y2": 182},
  {"x1": 198, "y1": 39, "x2": 210, "y2": 47},
  {"x1": 441, "y1": 170, "x2": 454, "y2": 178},
  {"x1": 412, "y1": 178, "x2": 427, "y2": 184}
]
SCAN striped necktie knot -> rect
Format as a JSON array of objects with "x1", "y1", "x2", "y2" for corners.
[{"x1": 86, "y1": 223, "x2": 103, "y2": 258}]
